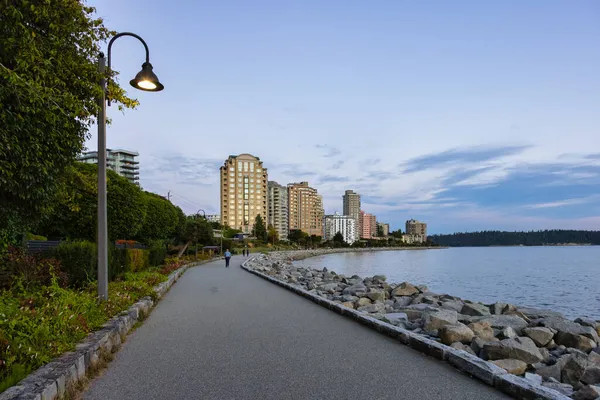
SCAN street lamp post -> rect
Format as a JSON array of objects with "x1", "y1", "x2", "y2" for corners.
[{"x1": 97, "y1": 32, "x2": 164, "y2": 301}]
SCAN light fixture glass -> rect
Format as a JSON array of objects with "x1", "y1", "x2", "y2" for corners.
[{"x1": 130, "y1": 62, "x2": 164, "y2": 92}]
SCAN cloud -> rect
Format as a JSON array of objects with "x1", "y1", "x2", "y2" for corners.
[
  {"x1": 331, "y1": 160, "x2": 344, "y2": 170},
  {"x1": 315, "y1": 144, "x2": 342, "y2": 158},
  {"x1": 400, "y1": 145, "x2": 532, "y2": 173}
]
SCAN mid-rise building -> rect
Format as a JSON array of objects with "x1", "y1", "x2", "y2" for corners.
[
  {"x1": 377, "y1": 222, "x2": 390, "y2": 237},
  {"x1": 205, "y1": 214, "x2": 220, "y2": 223},
  {"x1": 78, "y1": 148, "x2": 140, "y2": 185},
  {"x1": 267, "y1": 181, "x2": 289, "y2": 241},
  {"x1": 219, "y1": 154, "x2": 268, "y2": 234},
  {"x1": 288, "y1": 181, "x2": 324, "y2": 237},
  {"x1": 323, "y1": 213, "x2": 356, "y2": 244},
  {"x1": 342, "y1": 190, "x2": 361, "y2": 240},
  {"x1": 359, "y1": 211, "x2": 377, "y2": 239},
  {"x1": 406, "y1": 219, "x2": 427, "y2": 236}
]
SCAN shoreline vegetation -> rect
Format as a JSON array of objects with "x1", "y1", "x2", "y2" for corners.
[
  {"x1": 247, "y1": 249, "x2": 600, "y2": 399},
  {"x1": 430, "y1": 230, "x2": 600, "y2": 247}
]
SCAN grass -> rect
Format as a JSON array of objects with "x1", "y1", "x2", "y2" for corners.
[{"x1": 0, "y1": 270, "x2": 168, "y2": 393}]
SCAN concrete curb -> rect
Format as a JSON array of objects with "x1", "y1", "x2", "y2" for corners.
[
  {"x1": 1, "y1": 259, "x2": 212, "y2": 400},
  {"x1": 240, "y1": 257, "x2": 570, "y2": 400}
]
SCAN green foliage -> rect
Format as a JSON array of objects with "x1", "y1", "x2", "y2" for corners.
[
  {"x1": 332, "y1": 232, "x2": 348, "y2": 248},
  {"x1": 267, "y1": 224, "x2": 278, "y2": 244},
  {"x1": 429, "y1": 230, "x2": 600, "y2": 247},
  {"x1": 140, "y1": 192, "x2": 181, "y2": 241},
  {"x1": 287, "y1": 229, "x2": 308, "y2": 243},
  {"x1": 52, "y1": 241, "x2": 97, "y2": 287},
  {"x1": 125, "y1": 249, "x2": 149, "y2": 272},
  {"x1": 222, "y1": 226, "x2": 241, "y2": 239},
  {"x1": 252, "y1": 215, "x2": 267, "y2": 241},
  {"x1": 389, "y1": 229, "x2": 403, "y2": 239},
  {"x1": 182, "y1": 216, "x2": 214, "y2": 245},
  {"x1": 148, "y1": 242, "x2": 168, "y2": 267},
  {"x1": 106, "y1": 173, "x2": 146, "y2": 241},
  {"x1": 0, "y1": 0, "x2": 137, "y2": 247},
  {"x1": 0, "y1": 249, "x2": 66, "y2": 290}
]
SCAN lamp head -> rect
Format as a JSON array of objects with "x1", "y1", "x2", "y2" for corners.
[{"x1": 130, "y1": 62, "x2": 164, "y2": 91}]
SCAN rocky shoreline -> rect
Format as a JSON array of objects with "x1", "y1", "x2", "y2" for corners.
[{"x1": 246, "y1": 250, "x2": 600, "y2": 400}]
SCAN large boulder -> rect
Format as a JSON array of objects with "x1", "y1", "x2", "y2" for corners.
[
  {"x1": 474, "y1": 315, "x2": 529, "y2": 335},
  {"x1": 491, "y1": 359, "x2": 527, "y2": 375},
  {"x1": 440, "y1": 300, "x2": 464, "y2": 313},
  {"x1": 391, "y1": 282, "x2": 419, "y2": 297},
  {"x1": 468, "y1": 321, "x2": 495, "y2": 341},
  {"x1": 523, "y1": 327, "x2": 555, "y2": 347},
  {"x1": 482, "y1": 337, "x2": 544, "y2": 364},
  {"x1": 450, "y1": 342, "x2": 476, "y2": 355},
  {"x1": 581, "y1": 366, "x2": 600, "y2": 385},
  {"x1": 342, "y1": 283, "x2": 368, "y2": 297},
  {"x1": 562, "y1": 355, "x2": 589, "y2": 386},
  {"x1": 497, "y1": 327, "x2": 518, "y2": 340},
  {"x1": 541, "y1": 381, "x2": 575, "y2": 397},
  {"x1": 357, "y1": 297, "x2": 372, "y2": 307},
  {"x1": 439, "y1": 323, "x2": 475, "y2": 345},
  {"x1": 556, "y1": 332, "x2": 597, "y2": 353},
  {"x1": 317, "y1": 282, "x2": 339, "y2": 292},
  {"x1": 384, "y1": 313, "x2": 409, "y2": 326},
  {"x1": 423, "y1": 309, "x2": 458, "y2": 332},
  {"x1": 393, "y1": 296, "x2": 413, "y2": 308},
  {"x1": 461, "y1": 302, "x2": 491, "y2": 316},
  {"x1": 341, "y1": 301, "x2": 355, "y2": 309},
  {"x1": 490, "y1": 302, "x2": 508, "y2": 315},
  {"x1": 517, "y1": 307, "x2": 564, "y2": 319},
  {"x1": 357, "y1": 302, "x2": 385, "y2": 314},
  {"x1": 367, "y1": 290, "x2": 386, "y2": 302},
  {"x1": 540, "y1": 317, "x2": 600, "y2": 343},
  {"x1": 572, "y1": 385, "x2": 600, "y2": 400}
]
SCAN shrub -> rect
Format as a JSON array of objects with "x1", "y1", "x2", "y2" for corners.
[
  {"x1": 52, "y1": 241, "x2": 96, "y2": 287},
  {"x1": 126, "y1": 249, "x2": 149, "y2": 272},
  {"x1": 148, "y1": 244, "x2": 167, "y2": 267},
  {"x1": 0, "y1": 249, "x2": 66, "y2": 290}
]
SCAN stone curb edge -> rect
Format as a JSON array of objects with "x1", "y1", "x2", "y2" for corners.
[
  {"x1": 1, "y1": 259, "x2": 212, "y2": 400},
  {"x1": 240, "y1": 257, "x2": 570, "y2": 400}
]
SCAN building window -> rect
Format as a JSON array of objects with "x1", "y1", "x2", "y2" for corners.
[
  {"x1": 238, "y1": 161, "x2": 242, "y2": 169},
  {"x1": 244, "y1": 161, "x2": 249, "y2": 172},
  {"x1": 250, "y1": 163, "x2": 254, "y2": 172},
  {"x1": 229, "y1": 167, "x2": 234, "y2": 171}
]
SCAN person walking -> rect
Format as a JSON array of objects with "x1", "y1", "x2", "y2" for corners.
[{"x1": 224, "y1": 249, "x2": 232, "y2": 267}]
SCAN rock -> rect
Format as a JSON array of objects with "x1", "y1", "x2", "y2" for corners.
[
  {"x1": 546, "y1": 339, "x2": 557, "y2": 349},
  {"x1": 557, "y1": 332, "x2": 598, "y2": 353},
  {"x1": 393, "y1": 296, "x2": 413, "y2": 308},
  {"x1": 491, "y1": 359, "x2": 528, "y2": 375},
  {"x1": 582, "y1": 366, "x2": 600, "y2": 385},
  {"x1": 342, "y1": 295, "x2": 359, "y2": 303},
  {"x1": 461, "y1": 302, "x2": 491, "y2": 316},
  {"x1": 423, "y1": 309, "x2": 458, "y2": 332},
  {"x1": 341, "y1": 301, "x2": 355, "y2": 309},
  {"x1": 357, "y1": 302, "x2": 385, "y2": 314},
  {"x1": 391, "y1": 282, "x2": 419, "y2": 297},
  {"x1": 502, "y1": 304, "x2": 517, "y2": 314},
  {"x1": 384, "y1": 300, "x2": 394, "y2": 306},
  {"x1": 539, "y1": 347, "x2": 551, "y2": 363},
  {"x1": 357, "y1": 297, "x2": 372, "y2": 307},
  {"x1": 450, "y1": 342, "x2": 477, "y2": 355},
  {"x1": 317, "y1": 282, "x2": 339, "y2": 292},
  {"x1": 541, "y1": 317, "x2": 600, "y2": 343},
  {"x1": 562, "y1": 355, "x2": 589, "y2": 386},
  {"x1": 471, "y1": 337, "x2": 488, "y2": 356},
  {"x1": 589, "y1": 352, "x2": 600, "y2": 366},
  {"x1": 541, "y1": 382, "x2": 574, "y2": 397},
  {"x1": 468, "y1": 321, "x2": 495, "y2": 341},
  {"x1": 524, "y1": 372, "x2": 543, "y2": 385},
  {"x1": 517, "y1": 307, "x2": 564, "y2": 319},
  {"x1": 523, "y1": 327, "x2": 555, "y2": 347},
  {"x1": 367, "y1": 290, "x2": 386, "y2": 302},
  {"x1": 342, "y1": 283, "x2": 368, "y2": 297},
  {"x1": 576, "y1": 318, "x2": 599, "y2": 329},
  {"x1": 307, "y1": 282, "x2": 316, "y2": 290},
  {"x1": 384, "y1": 312, "x2": 409, "y2": 325},
  {"x1": 497, "y1": 327, "x2": 518, "y2": 340},
  {"x1": 371, "y1": 313, "x2": 386, "y2": 320},
  {"x1": 440, "y1": 300, "x2": 464, "y2": 313},
  {"x1": 482, "y1": 338, "x2": 544, "y2": 364},
  {"x1": 439, "y1": 323, "x2": 475, "y2": 345},
  {"x1": 490, "y1": 302, "x2": 508, "y2": 315},
  {"x1": 534, "y1": 362, "x2": 562, "y2": 382},
  {"x1": 475, "y1": 315, "x2": 529, "y2": 335},
  {"x1": 572, "y1": 385, "x2": 600, "y2": 400}
]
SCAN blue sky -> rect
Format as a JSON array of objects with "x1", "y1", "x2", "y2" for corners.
[{"x1": 87, "y1": 0, "x2": 600, "y2": 234}]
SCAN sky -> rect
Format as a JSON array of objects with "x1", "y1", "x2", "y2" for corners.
[{"x1": 87, "y1": 0, "x2": 600, "y2": 234}]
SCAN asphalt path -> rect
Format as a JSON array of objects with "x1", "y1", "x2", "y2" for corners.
[{"x1": 84, "y1": 256, "x2": 510, "y2": 400}]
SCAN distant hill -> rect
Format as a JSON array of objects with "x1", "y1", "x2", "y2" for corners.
[{"x1": 428, "y1": 230, "x2": 600, "y2": 247}]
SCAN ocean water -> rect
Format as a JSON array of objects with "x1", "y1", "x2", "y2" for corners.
[{"x1": 294, "y1": 246, "x2": 600, "y2": 320}]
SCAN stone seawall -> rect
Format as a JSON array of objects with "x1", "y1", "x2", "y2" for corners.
[{"x1": 243, "y1": 250, "x2": 600, "y2": 400}]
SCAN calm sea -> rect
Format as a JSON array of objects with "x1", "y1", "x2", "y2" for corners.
[{"x1": 294, "y1": 247, "x2": 600, "y2": 320}]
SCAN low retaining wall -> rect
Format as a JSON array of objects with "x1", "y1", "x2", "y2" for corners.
[
  {"x1": 0, "y1": 260, "x2": 210, "y2": 400},
  {"x1": 241, "y1": 255, "x2": 571, "y2": 400}
]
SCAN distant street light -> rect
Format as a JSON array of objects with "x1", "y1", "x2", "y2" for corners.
[
  {"x1": 97, "y1": 32, "x2": 164, "y2": 301},
  {"x1": 196, "y1": 209, "x2": 206, "y2": 219}
]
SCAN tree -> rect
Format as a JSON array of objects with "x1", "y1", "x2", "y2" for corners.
[
  {"x1": 390, "y1": 229, "x2": 403, "y2": 239},
  {"x1": 0, "y1": 1, "x2": 136, "y2": 247},
  {"x1": 267, "y1": 224, "x2": 278, "y2": 244},
  {"x1": 252, "y1": 215, "x2": 267, "y2": 241},
  {"x1": 376, "y1": 224, "x2": 384, "y2": 237},
  {"x1": 332, "y1": 232, "x2": 346, "y2": 247},
  {"x1": 288, "y1": 229, "x2": 306, "y2": 243},
  {"x1": 177, "y1": 216, "x2": 214, "y2": 256},
  {"x1": 139, "y1": 192, "x2": 182, "y2": 242}
]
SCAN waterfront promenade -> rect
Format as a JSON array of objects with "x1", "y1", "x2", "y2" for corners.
[{"x1": 84, "y1": 256, "x2": 510, "y2": 400}]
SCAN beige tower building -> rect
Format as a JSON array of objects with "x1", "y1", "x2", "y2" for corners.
[
  {"x1": 267, "y1": 181, "x2": 289, "y2": 241},
  {"x1": 288, "y1": 181, "x2": 324, "y2": 237},
  {"x1": 342, "y1": 190, "x2": 361, "y2": 240},
  {"x1": 220, "y1": 154, "x2": 268, "y2": 234}
]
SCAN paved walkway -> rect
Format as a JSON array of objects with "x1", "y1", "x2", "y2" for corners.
[{"x1": 84, "y1": 256, "x2": 510, "y2": 400}]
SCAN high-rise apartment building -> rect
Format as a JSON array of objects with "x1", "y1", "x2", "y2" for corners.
[
  {"x1": 205, "y1": 214, "x2": 221, "y2": 224},
  {"x1": 323, "y1": 213, "x2": 356, "y2": 244},
  {"x1": 406, "y1": 219, "x2": 427, "y2": 236},
  {"x1": 220, "y1": 154, "x2": 268, "y2": 234},
  {"x1": 359, "y1": 211, "x2": 377, "y2": 239},
  {"x1": 377, "y1": 222, "x2": 390, "y2": 237},
  {"x1": 342, "y1": 190, "x2": 361, "y2": 240},
  {"x1": 78, "y1": 148, "x2": 140, "y2": 185},
  {"x1": 268, "y1": 181, "x2": 289, "y2": 241},
  {"x1": 288, "y1": 181, "x2": 324, "y2": 237}
]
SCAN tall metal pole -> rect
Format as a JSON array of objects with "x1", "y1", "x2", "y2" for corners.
[{"x1": 97, "y1": 54, "x2": 109, "y2": 300}]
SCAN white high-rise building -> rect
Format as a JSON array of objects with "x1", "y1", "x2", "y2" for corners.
[
  {"x1": 268, "y1": 181, "x2": 289, "y2": 241},
  {"x1": 323, "y1": 213, "x2": 356, "y2": 245},
  {"x1": 78, "y1": 148, "x2": 140, "y2": 185},
  {"x1": 343, "y1": 190, "x2": 361, "y2": 240}
]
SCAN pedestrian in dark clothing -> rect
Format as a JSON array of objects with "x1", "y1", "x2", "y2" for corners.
[{"x1": 224, "y1": 249, "x2": 232, "y2": 267}]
